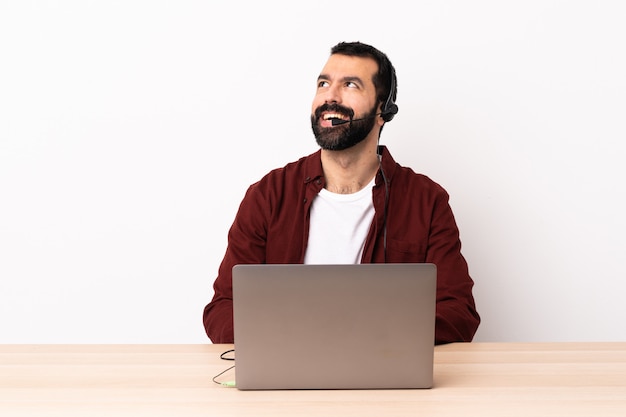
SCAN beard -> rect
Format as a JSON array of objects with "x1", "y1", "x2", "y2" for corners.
[{"x1": 310, "y1": 103, "x2": 377, "y2": 151}]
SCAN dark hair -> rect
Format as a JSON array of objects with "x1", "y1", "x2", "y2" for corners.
[{"x1": 330, "y1": 41, "x2": 397, "y2": 111}]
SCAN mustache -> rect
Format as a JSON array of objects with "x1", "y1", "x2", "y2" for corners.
[{"x1": 313, "y1": 103, "x2": 355, "y2": 120}]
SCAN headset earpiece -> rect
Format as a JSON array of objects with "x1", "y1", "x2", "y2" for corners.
[
  {"x1": 381, "y1": 103, "x2": 398, "y2": 122},
  {"x1": 381, "y1": 74, "x2": 398, "y2": 122}
]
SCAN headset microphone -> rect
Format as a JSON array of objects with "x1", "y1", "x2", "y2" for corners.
[{"x1": 330, "y1": 113, "x2": 381, "y2": 126}]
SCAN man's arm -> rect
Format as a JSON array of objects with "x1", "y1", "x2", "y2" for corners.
[
  {"x1": 427, "y1": 192, "x2": 480, "y2": 344},
  {"x1": 203, "y1": 185, "x2": 269, "y2": 343}
]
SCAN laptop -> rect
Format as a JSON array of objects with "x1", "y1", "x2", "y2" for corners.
[{"x1": 231, "y1": 263, "x2": 437, "y2": 390}]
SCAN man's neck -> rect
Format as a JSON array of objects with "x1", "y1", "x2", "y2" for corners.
[{"x1": 320, "y1": 139, "x2": 380, "y2": 194}]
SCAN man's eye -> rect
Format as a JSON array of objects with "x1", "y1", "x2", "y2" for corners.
[
  {"x1": 318, "y1": 81, "x2": 330, "y2": 88},
  {"x1": 346, "y1": 82, "x2": 357, "y2": 88}
]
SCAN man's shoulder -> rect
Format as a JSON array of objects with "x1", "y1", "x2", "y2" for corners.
[
  {"x1": 250, "y1": 149, "x2": 322, "y2": 190},
  {"x1": 394, "y1": 163, "x2": 442, "y2": 184},
  {"x1": 384, "y1": 148, "x2": 448, "y2": 196},
  {"x1": 393, "y1": 165, "x2": 449, "y2": 196}
]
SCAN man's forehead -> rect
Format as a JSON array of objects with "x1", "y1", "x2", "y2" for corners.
[{"x1": 319, "y1": 54, "x2": 378, "y2": 82}]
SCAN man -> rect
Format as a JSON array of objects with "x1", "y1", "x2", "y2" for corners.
[{"x1": 203, "y1": 41, "x2": 480, "y2": 344}]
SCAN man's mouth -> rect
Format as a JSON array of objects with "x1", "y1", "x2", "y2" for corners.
[
  {"x1": 321, "y1": 112, "x2": 348, "y2": 126},
  {"x1": 323, "y1": 113, "x2": 346, "y2": 121}
]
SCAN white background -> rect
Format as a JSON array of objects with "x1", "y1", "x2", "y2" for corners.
[{"x1": 1, "y1": 1, "x2": 625, "y2": 343}]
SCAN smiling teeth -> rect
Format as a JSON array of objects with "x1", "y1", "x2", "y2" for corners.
[{"x1": 324, "y1": 113, "x2": 343, "y2": 120}]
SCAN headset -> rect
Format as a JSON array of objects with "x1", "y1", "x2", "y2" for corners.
[{"x1": 380, "y1": 73, "x2": 399, "y2": 122}]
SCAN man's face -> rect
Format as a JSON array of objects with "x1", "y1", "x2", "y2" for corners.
[{"x1": 311, "y1": 54, "x2": 381, "y2": 151}]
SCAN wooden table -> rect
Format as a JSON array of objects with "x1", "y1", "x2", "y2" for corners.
[{"x1": 1, "y1": 343, "x2": 625, "y2": 416}]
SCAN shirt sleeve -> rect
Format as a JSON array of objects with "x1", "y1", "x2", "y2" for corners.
[
  {"x1": 427, "y1": 190, "x2": 481, "y2": 344},
  {"x1": 202, "y1": 184, "x2": 269, "y2": 343}
]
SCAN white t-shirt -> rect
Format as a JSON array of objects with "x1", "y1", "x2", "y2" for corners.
[{"x1": 303, "y1": 178, "x2": 376, "y2": 264}]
